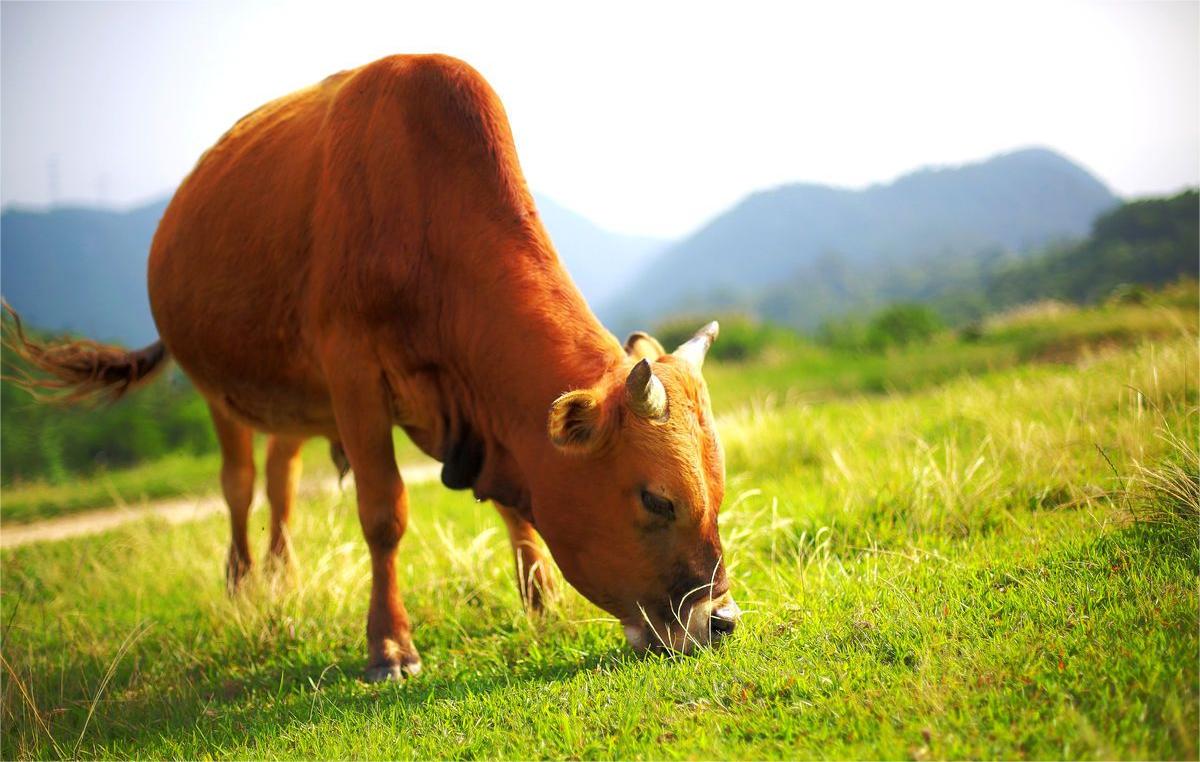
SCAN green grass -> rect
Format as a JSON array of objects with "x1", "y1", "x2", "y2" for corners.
[
  {"x1": 2, "y1": 290, "x2": 1193, "y2": 525},
  {"x1": 0, "y1": 450, "x2": 225, "y2": 524},
  {"x1": 1, "y1": 432, "x2": 425, "y2": 525},
  {"x1": 2, "y1": 324, "x2": 1196, "y2": 758},
  {"x1": 705, "y1": 293, "x2": 1196, "y2": 413}
]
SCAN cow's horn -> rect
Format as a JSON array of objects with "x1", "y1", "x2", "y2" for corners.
[
  {"x1": 673, "y1": 320, "x2": 720, "y2": 368},
  {"x1": 626, "y1": 358, "x2": 667, "y2": 420}
]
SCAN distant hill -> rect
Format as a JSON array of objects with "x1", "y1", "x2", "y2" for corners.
[
  {"x1": 604, "y1": 147, "x2": 1119, "y2": 331},
  {"x1": 942, "y1": 188, "x2": 1199, "y2": 318},
  {"x1": 1, "y1": 199, "x2": 168, "y2": 345},
  {"x1": 0, "y1": 193, "x2": 665, "y2": 345},
  {"x1": 533, "y1": 193, "x2": 666, "y2": 307}
]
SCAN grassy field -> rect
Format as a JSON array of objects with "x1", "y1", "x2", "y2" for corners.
[
  {"x1": 704, "y1": 285, "x2": 1197, "y2": 412},
  {"x1": 1, "y1": 295, "x2": 1196, "y2": 758},
  {"x1": 0, "y1": 431, "x2": 422, "y2": 525},
  {"x1": 3, "y1": 284, "x2": 1194, "y2": 525}
]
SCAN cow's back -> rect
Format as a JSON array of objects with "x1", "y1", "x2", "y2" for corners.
[
  {"x1": 147, "y1": 68, "x2": 354, "y2": 431},
  {"x1": 148, "y1": 55, "x2": 544, "y2": 436}
]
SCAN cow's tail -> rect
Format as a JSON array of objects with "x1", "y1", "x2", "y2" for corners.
[{"x1": 2, "y1": 301, "x2": 171, "y2": 404}]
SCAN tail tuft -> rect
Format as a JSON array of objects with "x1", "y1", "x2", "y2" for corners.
[{"x1": 2, "y1": 301, "x2": 171, "y2": 404}]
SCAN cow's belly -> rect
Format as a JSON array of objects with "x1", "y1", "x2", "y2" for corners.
[
  {"x1": 162, "y1": 317, "x2": 336, "y2": 437},
  {"x1": 148, "y1": 243, "x2": 336, "y2": 437},
  {"x1": 199, "y1": 374, "x2": 336, "y2": 437}
]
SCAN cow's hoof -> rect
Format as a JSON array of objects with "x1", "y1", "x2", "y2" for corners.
[
  {"x1": 364, "y1": 658, "x2": 421, "y2": 683},
  {"x1": 224, "y1": 551, "x2": 252, "y2": 595}
]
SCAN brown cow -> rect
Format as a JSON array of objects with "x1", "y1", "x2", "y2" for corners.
[{"x1": 5, "y1": 54, "x2": 739, "y2": 680}]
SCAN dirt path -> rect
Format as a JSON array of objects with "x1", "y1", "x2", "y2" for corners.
[{"x1": 0, "y1": 461, "x2": 443, "y2": 550}]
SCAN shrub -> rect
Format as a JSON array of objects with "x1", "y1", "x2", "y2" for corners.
[
  {"x1": 959, "y1": 322, "x2": 984, "y2": 343},
  {"x1": 1107, "y1": 283, "x2": 1149, "y2": 305},
  {"x1": 816, "y1": 316, "x2": 870, "y2": 351},
  {"x1": 865, "y1": 303, "x2": 943, "y2": 351},
  {"x1": 1, "y1": 325, "x2": 219, "y2": 485}
]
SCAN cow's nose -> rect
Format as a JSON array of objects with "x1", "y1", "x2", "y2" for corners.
[{"x1": 709, "y1": 601, "x2": 741, "y2": 638}]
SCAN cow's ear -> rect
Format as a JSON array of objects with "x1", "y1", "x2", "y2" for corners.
[
  {"x1": 548, "y1": 389, "x2": 608, "y2": 453},
  {"x1": 624, "y1": 331, "x2": 664, "y2": 362}
]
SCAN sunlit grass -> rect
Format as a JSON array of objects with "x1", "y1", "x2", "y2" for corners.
[
  {"x1": 706, "y1": 291, "x2": 1196, "y2": 413},
  {"x1": 1, "y1": 325, "x2": 1196, "y2": 758},
  {"x1": 0, "y1": 450, "x2": 225, "y2": 524},
  {"x1": 1, "y1": 432, "x2": 425, "y2": 525}
]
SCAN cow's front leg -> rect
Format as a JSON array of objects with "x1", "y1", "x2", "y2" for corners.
[
  {"x1": 326, "y1": 355, "x2": 421, "y2": 681},
  {"x1": 356, "y1": 467, "x2": 419, "y2": 680},
  {"x1": 494, "y1": 502, "x2": 554, "y2": 613}
]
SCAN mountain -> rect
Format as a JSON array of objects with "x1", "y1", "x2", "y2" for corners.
[
  {"x1": 0, "y1": 193, "x2": 665, "y2": 345},
  {"x1": 532, "y1": 193, "x2": 666, "y2": 307},
  {"x1": 603, "y1": 147, "x2": 1119, "y2": 331},
  {"x1": 953, "y1": 188, "x2": 1199, "y2": 314},
  {"x1": 1, "y1": 199, "x2": 168, "y2": 345}
]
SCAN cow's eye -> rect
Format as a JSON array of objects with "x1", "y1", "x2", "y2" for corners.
[{"x1": 640, "y1": 489, "x2": 675, "y2": 519}]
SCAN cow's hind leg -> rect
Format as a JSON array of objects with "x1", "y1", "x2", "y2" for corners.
[
  {"x1": 210, "y1": 403, "x2": 256, "y2": 593},
  {"x1": 494, "y1": 502, "x2": 554, "y2": 613},
  {"x1": 265, "y1": 434, "x2": 305, "y2": 571}
]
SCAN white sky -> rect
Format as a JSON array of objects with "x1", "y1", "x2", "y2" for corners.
[{"x1": 2, "y1": 1, "x2": 1197, "y2": 238}]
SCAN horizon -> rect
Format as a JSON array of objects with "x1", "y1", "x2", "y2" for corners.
[
  {"x1": 1, "y1": 144, "x2": 1183, "y2": 243},
  {"x1": 2, "y1": 1, "x2": 1197, "y2": 239}
]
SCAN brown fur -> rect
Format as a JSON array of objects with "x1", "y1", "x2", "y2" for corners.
[{"x1": 5, "y1": 55, "x2": 736, "y2": 676}]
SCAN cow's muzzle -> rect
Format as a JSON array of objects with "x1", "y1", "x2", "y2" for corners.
[{"x1": 623, "y1": 592, "x2": 741, "y2": 653}]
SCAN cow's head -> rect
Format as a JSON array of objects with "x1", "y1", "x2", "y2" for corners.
[{"x1": 535, "y1": 321, "x2": 739, "y2": 653}]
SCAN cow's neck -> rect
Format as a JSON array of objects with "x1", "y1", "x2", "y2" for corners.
[{"x1": 422, "y1": 223, "x2": 624, "y2": 515}]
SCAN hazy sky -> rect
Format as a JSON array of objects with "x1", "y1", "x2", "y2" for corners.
[{"x1": 2, "y1": 1, "x2": 1197, "y2": 238}]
